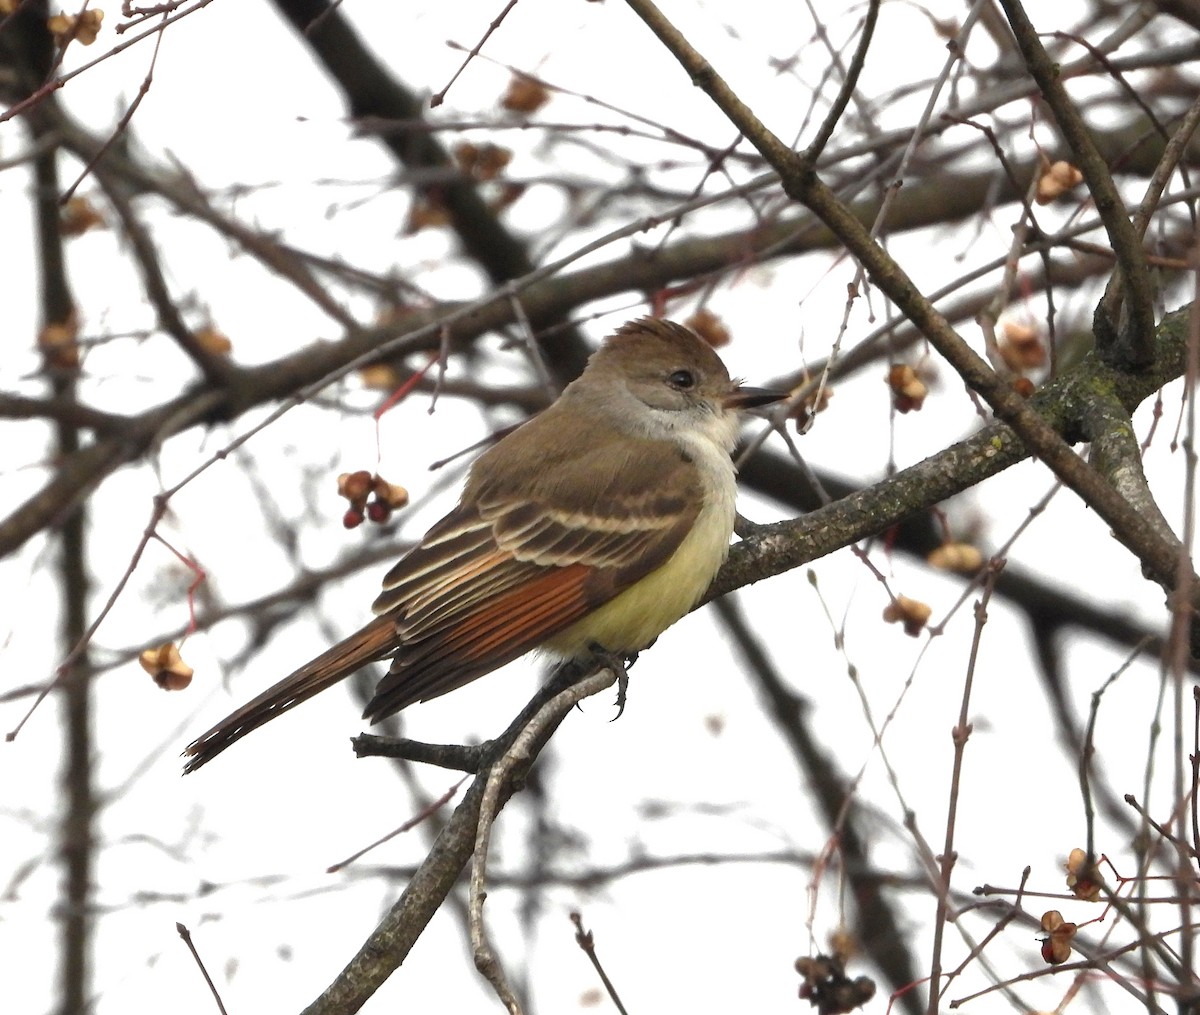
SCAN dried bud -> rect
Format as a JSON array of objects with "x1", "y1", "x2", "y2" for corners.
[
  {"x1": 1012, "y1": 376, "x2": 1036, "y2": 398},
  {"x1": 404, "y1": 193, "x2": 450, "y2": 234},
  {"x1": 1065, "y1": 848, "x2": 1104, "y2": 902},
  {"x1": 501, "y1": 74, "x2": 550, "y2": 114},
  {"x1": 685, "y1": 309, "x2": 731, "y2": 349},
  {"x1": 372, "y1": 476, "x2": 409, "y2": 509},
  {"x1": 454, "y1": 141, "x2": 512, "y2": 181},
  {"x1": 927, "y1": 542, "x2": 984, "y2": 575},
  {"x1": 337, "y1": 470, "x2": 374, "y2": 506},
  {"x1": 847, "y1": 978, "x2": 876, "y2": 1010},
  {"x1": 48, "y1": 8, "x2": 104, "y2": 46},
  {"x1": 795, "y1": 955, "x2": 836, "y2": 988},
  {"x1": 1038, "y1": 910, "x2": 1077, "y2": 965},
  {"x1": 139, "y1": 642, "x2": 194, "y2": 690},
  {"x1": 358, "y1": 364, "x2": 403, "y2": 390},
  {"x1": 999, "y1": 320, "x2": 1046, "y2": 371},
  {"x1": 475, "y1": 144, "x2": 513, "y2": 180},
  {"x1": 38, "y1": 313, "x2": 81, "y2": 370},
  {"x1": 882, "y1": 595, "x2": 932, "y2": 636},
  {"x1": 886, "y1": 364, "x2": 928, "y2": 413},
  {"x1": 932, "y1": 17, "x2": 960, "y2": 39},
  {"x1": 795, "y1": 952, "x2": 876, "y2": 1013},
  {"x1": 60, "y1": 196, "x2": 105, "y2": 237},
  {"x1": 1036, "y1": 160, "x2": 1084, "y2": 204},
  {"x1": 195, "y1": 326, "x2": 232, "y2": 357},
  {"x1": 828, "y1": 926, "x2": 857, "y2": 963},
  {"x1": 453, "y1": 141, "x2": 478, "y2": 172}
]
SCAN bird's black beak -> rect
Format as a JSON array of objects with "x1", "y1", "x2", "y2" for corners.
[{"x1": 723, "y1": 385, "x2": 789, "y2": 411}]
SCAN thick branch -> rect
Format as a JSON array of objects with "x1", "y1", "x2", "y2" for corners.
[
  {"x1": 997, "y1": 0, "x2": 1156, "y2": 366},
  {"x1": 269, "y1": 0, "x2": 594, "y2": 381},
  {"x1": 711, "y1": 305, "x2": 1196, "y2": 603},
  {"x1": 622, "y1": 0, "x2": 1193, "y2": 602},
  {"x1": 300, "y1": 662, "x2": 615, "y2": 1015},
  {"x1": 0, "y1": 393, "x2": 128, "y2": 432}
]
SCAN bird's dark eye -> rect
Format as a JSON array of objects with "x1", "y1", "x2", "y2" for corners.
[{"x1": 668, "y1": 369, "x2": 696, "y2": 390}]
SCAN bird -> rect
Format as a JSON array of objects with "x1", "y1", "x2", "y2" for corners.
[{"x1": 182, "y1": 318, "x2": 783, "y2": 772}]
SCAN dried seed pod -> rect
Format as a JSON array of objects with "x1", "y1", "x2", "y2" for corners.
[
  {"x1": 38, "y1": 314, "x2": 81, "y2": 371},
  {"x1": 685, "y1": 309, "x2": 731, "y2": 349},
  {"x1": 999, "y1": 320, "x2": 1046, "y2": 371},
  {"x1": 501, "y1": 74, "x2": 550, "y2": 114},
  {"x1": 60, "y1": 196, "x2": 105, "y2": 237},
  {"x1": 882, "y1": 595, "x2": 932, "y2": 636},
  {"x1": 1039, "y1": 910, "x2": 1077, "y2": 965},
  {"x1": 927, "y1": 542, "x2": 984, "y2": 574},
  {"x1": 139, "y1": 643, "x2": 194, "y2": 690},
  {"x1": 372, "y1": 477, "x2": 409, "y2": 510},
  {"x1": 1036, "y1": 160, "x2": 1084, "y2": 204},
  {"x1": 1065, "y1": 847, "x2": 1104, "y2": 902},
  {"x1": 48, "y1": 8, "x2": 104, "y2": 46},
  {"x1": 195, "y1": 327, "x2": 232, "y2": 356},
  {"x1": 887, "y1": 364, "x2": 928, "y2": 413}
]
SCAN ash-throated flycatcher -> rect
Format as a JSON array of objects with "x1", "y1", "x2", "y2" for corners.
[{"x1": 183, "y1": 318, "x2": 782, "y2": 772}]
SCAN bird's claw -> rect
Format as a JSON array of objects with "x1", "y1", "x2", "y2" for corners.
[{"x1": 584, "y1": 643, "x2": 638, "y2": 721}]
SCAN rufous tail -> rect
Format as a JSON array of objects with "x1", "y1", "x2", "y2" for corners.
[{"x1": 182, "y1": 615, "x2": 396, "y2": 773}]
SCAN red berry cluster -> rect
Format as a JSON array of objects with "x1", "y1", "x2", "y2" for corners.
[{"x1": 338, "y1": 470, "x2": 409, "y2": 529}]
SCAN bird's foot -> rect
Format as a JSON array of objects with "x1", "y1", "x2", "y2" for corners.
[{"x1": 585, "y1": 643, "x2": 640, "y2": 720}]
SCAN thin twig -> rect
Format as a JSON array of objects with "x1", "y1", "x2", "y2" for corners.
[
  {"x1": 176, "y1": 922, "x2": 229, "y2": 1015},
  {"x1": 1080, "y1": 642, "x2": 1154, "y2": 864},
  {"x1": 570, "y1": 912, "x2": 630, "y2": 1015},
  {"x1": 327, "y1": 776, "x2": 468, "y2": 872},
  {"x1": 430, "y1": 0, "x2": 519, "y2": 108},
  {"x1": 802, "y1": 0, "x2": 880, "y2": 163},
  {"x1": 926, "y1": 563, "x2": 1001, "y2": 1015}
]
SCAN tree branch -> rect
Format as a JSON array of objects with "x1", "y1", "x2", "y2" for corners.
[
  {"x1": 997, "y1": 0, "x2": 1157, "y2": 367},
  {"x1": 300, "y1": 662, "x2": 616, "y2": 1015},
  {"x1": 621, "y1": 0, "x2": 1194, "y2": 608}
]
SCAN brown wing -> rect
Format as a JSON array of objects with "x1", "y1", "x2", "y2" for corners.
[
  {"x1": 183, "y1": 423, "x2": 702, "y2": 772},
  {"x1": 362, "y1": 455, "x2": 700, "y2": 718}
]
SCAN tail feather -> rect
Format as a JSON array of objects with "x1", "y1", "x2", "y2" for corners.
[{"x1": 182, "y1": 615, "x2": 397, "y2": 773}]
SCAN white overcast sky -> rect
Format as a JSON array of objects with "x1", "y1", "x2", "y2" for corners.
[{"x1": 0, "y1": 2, "x2": 1189, "y2": 1014}]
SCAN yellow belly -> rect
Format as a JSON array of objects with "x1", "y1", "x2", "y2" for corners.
[{"x1": 544, "y1": 497, "x2": 734, "y2": 657}]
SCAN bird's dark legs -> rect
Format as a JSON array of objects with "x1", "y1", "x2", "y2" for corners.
[{"x1": 582, "y1": 642, "x2": 641, "y2": 719}]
